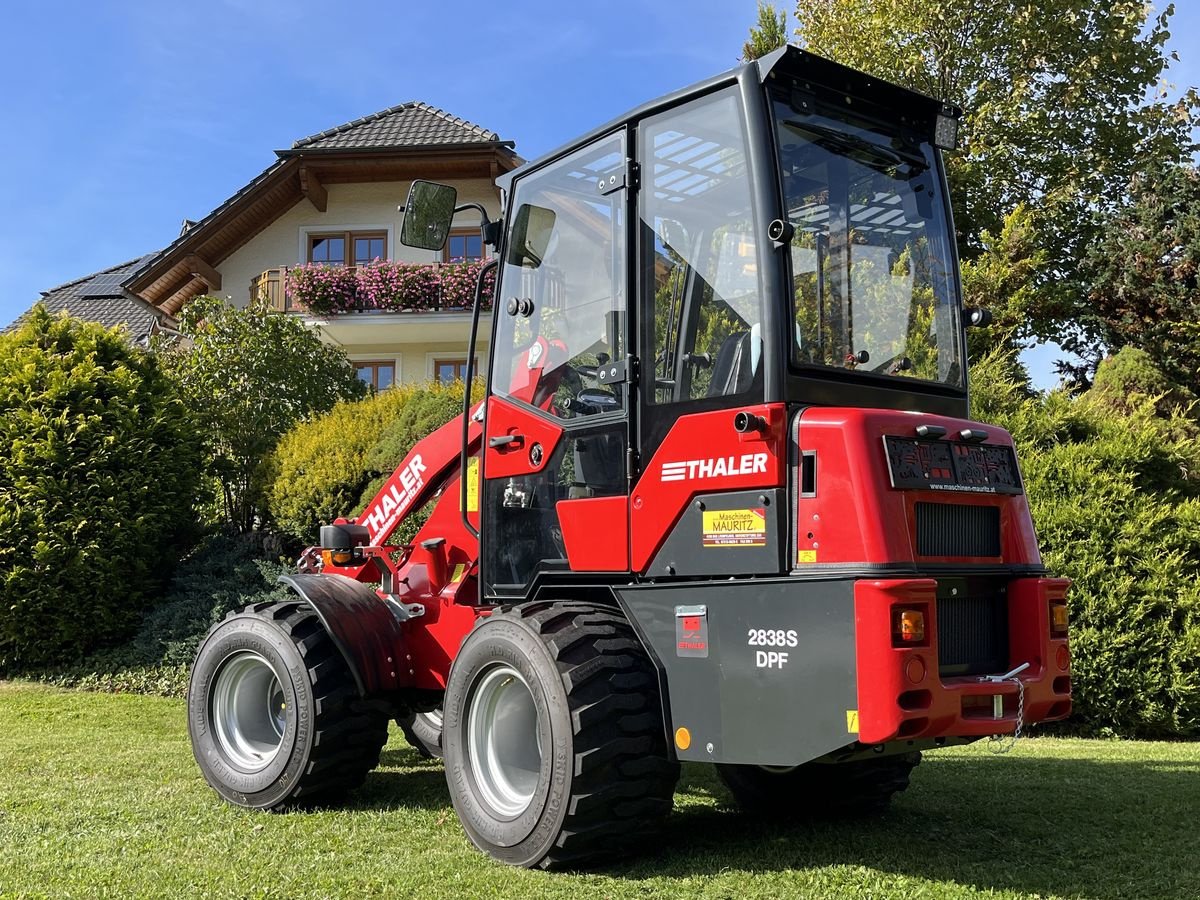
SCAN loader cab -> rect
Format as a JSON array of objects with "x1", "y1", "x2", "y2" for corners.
[{"x1": 402, "y1": 47, "x2": 968, "y2": 597}]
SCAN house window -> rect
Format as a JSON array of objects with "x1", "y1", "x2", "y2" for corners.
[
  {"x1": 309, "y1": 231, "x2": 387, "y2": 266},
  {"x1": 444, "y1": 229, "x2": 484, "y2": 262},
  {"x1": 434, "y1": 358, "x2": 474, "y2": 383},
  {"x1": 356, "y1": 360, "x2": 395, "y2": 390}
]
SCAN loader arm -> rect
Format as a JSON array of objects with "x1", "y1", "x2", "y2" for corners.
[{"x1": 353, "y1": 403, "x2": 483, "y2": 547}]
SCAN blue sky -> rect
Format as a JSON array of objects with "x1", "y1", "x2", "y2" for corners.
[{"x1": 1, "y1": 0, "x2": 1196, "y2": 389}]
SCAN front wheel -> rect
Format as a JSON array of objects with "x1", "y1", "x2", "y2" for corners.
[
  {"x1": 187, "y1": 600, "x2": 390, "y2": 809},
  {"x1": 442, "y1": 602, "x2": 679, "y2": 869}
]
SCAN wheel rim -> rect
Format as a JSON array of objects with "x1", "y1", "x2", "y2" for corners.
[
  {"x1": 211, "y1": 650, "x2": 287, "y2": 772},
  {"x1": 466, "y1": 664, "x2": 541, "y2": 818},
  {"x1": 419, "y1": 708, "x2": 444, "y2": 730}
]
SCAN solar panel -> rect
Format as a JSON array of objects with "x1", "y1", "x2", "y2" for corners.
[{"x1": 77, "y1": 273, "x2": 126, "y2": 298}]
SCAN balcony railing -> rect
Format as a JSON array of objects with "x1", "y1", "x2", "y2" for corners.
[{"x1": 250, "y1": 261, "x2": 496, "y2": 316}]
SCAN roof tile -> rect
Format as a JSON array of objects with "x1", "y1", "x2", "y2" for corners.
[
  {"x1": 289, "y1": 101, "x2": 502, "y2": 151},
  {"x1": 7, "y1": 254, "x2": 163, "y2": 336}
]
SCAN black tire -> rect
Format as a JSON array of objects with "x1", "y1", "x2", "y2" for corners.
[
  {"x1": 442, "y1": 601, "x2": 679, "y2": 869},
  {"x1": 717, "y1": 752, "x2": 921, "y2": 818},
  {"x1": 188, "y1": 599, "x2": 390, "y2": 810},
  {"x1": 397, "y1": 709, "x2": 444, "y2": 759}
]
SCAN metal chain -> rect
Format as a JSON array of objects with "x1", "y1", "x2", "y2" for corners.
[{"x1": 987, "y1": 675, "x2": 1025, "y2": 755}]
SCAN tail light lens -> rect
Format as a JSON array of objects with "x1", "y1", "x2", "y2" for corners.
[
  {"x1": 892, "y1": 607, "x2": 926, "y2": 645},
  {"x1": 1050, "y1": 600, "x2": 1069, "y2": 637}
]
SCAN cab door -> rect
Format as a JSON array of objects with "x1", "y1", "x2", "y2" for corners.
[{"x1": 481, "y1": 131, "x2": 632, "y2": 599}]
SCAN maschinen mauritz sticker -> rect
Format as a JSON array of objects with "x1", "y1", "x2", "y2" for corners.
[{"x1": 701, "y1": 508, "x2": 767, "y2": 547}]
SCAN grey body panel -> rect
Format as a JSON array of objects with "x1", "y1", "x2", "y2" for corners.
[
  {"x1": 648, "y1": 489, "x2": 786, "y2": 578},
  {"x1": 617, "y1": 577, "x2": 858, "y2": 766}
]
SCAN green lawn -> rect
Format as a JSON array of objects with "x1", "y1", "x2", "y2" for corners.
[{"x1": 0, "y1": 683, "x2": 1197, "y2": 899}]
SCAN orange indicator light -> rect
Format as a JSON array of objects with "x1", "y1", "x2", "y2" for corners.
[
  {"x1": 674, "y1": 727, "x2": 692, "y2": 751},
  {"x1": 894, "y1": 609, "x2": 926, "y2": 644}
]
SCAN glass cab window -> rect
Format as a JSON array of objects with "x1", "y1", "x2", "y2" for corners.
[
  {"x1": 772, "y1": 97, "x2": 962, "y2": 387},
  {"x1": 640, "y1": 89, "x2": 765, "y2": 406},
  {"x1": 491, "y1": 133, "x2": 626, "y2": 420}
]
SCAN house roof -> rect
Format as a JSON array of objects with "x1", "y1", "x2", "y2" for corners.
[
  {"x1": 8, "y1": 253, "x2": 167, "y2": 338},
  {"x1": 285, "y1": 101, "x2": 506, "y2": 153},
  {"x1": 125, "y1": 100, "x2": 519, "y2": 316}
]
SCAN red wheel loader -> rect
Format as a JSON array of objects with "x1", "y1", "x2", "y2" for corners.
[{"x1": 187, "y1": 47, "x2": 1072, "y2": 869}]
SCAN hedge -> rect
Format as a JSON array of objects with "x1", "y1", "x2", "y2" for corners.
[
  {"x1": 267, "y1": 380, "x2": 473, "y2": 545},
  {"x1": 0, "y1": 307, "x2": 202, "y2": 669},
  {"x1": 30, "y1": 533, "x2": 294, "y2": 697},
  {"x1": 972, "y1": 349, "x2": 1200, "y2": 737}
]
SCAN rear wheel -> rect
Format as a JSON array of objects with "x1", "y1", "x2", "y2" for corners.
[
  {"x1": 442, "y1": 602, "x2": 679, "y2": 869},
  {"x1": 398, "y1": 709, "x2": 444, "y2": 759},
  {"x1": 716, "y1": 752, "x2": 921, "y2": 818},
  {"x1": 188, "y1": 600, "x2": 390, "y2": 809}
]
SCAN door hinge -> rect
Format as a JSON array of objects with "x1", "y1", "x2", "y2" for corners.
[
  {"x1": 597, "y1": 355, "x2": 636, "y2": 386},
  {"x1": 597, "y1": 160, "x2": 639, "y2": 195}
]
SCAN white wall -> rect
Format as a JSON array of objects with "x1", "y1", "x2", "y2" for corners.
[
  {"x1": 215, "y1": 178, "x2": 500, "y2": 309},
  {"x1": 212, "y1": 177, "x2": 499, "y2": 386}
]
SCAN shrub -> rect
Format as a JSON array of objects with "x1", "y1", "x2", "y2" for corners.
[
  {"x1": 0, "y1": 307, "x2": 202, "y2": 669},
  {"x1": 160, "y1": 296, "x2": 367, "y2": 532},
  {"x1": 268, "y1": 380, "x2": 473, "y2": 545},
  {"x1": 972, "y1": 349, "x2": 1200, "y2": 737},
  {"x1": 30, "y1": 533, "x2": 294, "y2": 697}
]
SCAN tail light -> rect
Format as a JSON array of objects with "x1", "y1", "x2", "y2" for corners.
[
  {"x1": 892, "y1": 607, "x2": 927, "y2": 645},
  {"x1": 1050, "y1": 600, "x2": 1069, "y2": 637}
]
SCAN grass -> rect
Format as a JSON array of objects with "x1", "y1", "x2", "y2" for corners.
[{"x1": 1, "y1": 683, "x2": 1198, "y2": 899}]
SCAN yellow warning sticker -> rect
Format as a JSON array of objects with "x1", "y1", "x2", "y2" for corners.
[
  {"x1": 701, "y1": 508, "x2": 767, "y2": 548},
  {"x1": 798, "y1": 549, "x2": 818, "y2": 564},
  {"x1": 460, "y1": 457, "x2": 480, "y2": 513},
  {"x1": 450, "y1": 563, "x2": 466, "y2": 584},
  {"x1": 846, "y1": 710, "x2": 860, "y2": 734}
]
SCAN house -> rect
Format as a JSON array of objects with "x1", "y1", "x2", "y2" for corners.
[
  {"x1": 8, "y1": 253, "x2": 172, "y2": 346},
  {"x1": 14, "y1": 102, "x2": 521, "y2": 389}
]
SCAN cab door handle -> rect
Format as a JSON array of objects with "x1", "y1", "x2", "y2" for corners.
[{"x1": 488, "y1": 434, "x2": 525, "y2": 450}]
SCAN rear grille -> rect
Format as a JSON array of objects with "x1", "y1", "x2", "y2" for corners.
[
  {"x1": 916, "y1": 502, "x2": 1000, "y2": 557},
  {"x1": 937, "y1": 593, "x2": 1008, "y2": 676}
]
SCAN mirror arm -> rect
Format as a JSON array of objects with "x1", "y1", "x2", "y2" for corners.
[{"x1": 454, "y1": 202, "x2": 502, "y2": 249}]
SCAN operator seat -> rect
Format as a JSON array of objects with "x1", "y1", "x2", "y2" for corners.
[{"x1": 707, "y1": 331, "x2": 754, "y2": 397}]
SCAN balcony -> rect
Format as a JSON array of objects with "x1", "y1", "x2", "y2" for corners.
[{"x1": 250, "y1": 261, "x2": 495, "y2": 316}]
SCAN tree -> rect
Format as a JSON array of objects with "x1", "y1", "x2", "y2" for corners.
[
  {"x1": 790, "y1": 0, "x2": 1198, "y2": 356},
  {"x1": 1084, "y1": 161, "x2": 1200, "y2": 395},
  {"x1": 0, "y1": 307, "x2": 202, "y2": 668},
  {"x1": 743, "y1": 3, "x2": 789, "y2": 62},
  {"x1": 160, "y1": 297, "x2": 367, "y2": 532}
]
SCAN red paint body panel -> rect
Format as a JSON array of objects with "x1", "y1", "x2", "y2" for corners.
[
  {"x1": 854, "y1": 578, "x2": 1071, "y2": 744},
  {"x1": 631, "y1": 403, "x2": 787, "y2": 572},
  {"x1": 356, "y1": 408, "x2": 482, "y2": 546},
  {"x1": 483, "y1": 395, "x2": 564, "y2": 479},
  {"x1": 794, "y1": 408, "x2": 1042, "y2": 569},
  {"x1": 558, "y1": 495, "x2": 630, "y2": 571}
]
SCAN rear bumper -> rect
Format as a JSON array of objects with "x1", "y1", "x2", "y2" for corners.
[{"x1": 854, "y1": 577, "x2": 1072, "y2": 744}]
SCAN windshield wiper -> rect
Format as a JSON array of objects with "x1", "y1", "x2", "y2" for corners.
[{"x1": 782, "y1": 119, "x2": 928, "y2": 175}]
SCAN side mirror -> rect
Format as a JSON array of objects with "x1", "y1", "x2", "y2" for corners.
[
  {"x1": 400, "y1": 181, "x2": 458, "y2": 251},
  {"x1": 506, "y1": 203, "x2": 557, "y2": 269}
]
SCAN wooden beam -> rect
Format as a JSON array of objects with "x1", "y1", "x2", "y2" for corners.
[
  {"x1": 162, "y1": 277, "x2": 208, "y2": 317},
  {"x1": 184, "y1": 254, "x2": 222, "y2": 292},
  {"x1": 300, "y1": 165, "x2": 327, "y2": 212}
]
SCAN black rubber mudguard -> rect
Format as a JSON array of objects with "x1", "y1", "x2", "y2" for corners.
[{"x1": 277, "y1": 573, "x2": 406, "y2": 696}]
